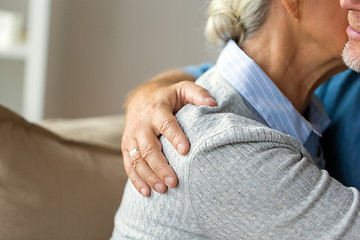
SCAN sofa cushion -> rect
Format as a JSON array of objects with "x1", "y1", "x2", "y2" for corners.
[
  {"x1": 41, "y1": 115, "x2": 125, "y2": 151},
  {"x1": 0, "y1": 105, "x2": 127, "y2": 240}
]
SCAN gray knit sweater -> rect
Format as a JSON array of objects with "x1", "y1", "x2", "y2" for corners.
[{"x1": 112, "y1": 67, "x2": 360, "y2": 239}]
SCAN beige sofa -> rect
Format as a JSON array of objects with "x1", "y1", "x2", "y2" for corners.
[{"x1": 0, "y1": 105, "x2": 128, "y2": 240}]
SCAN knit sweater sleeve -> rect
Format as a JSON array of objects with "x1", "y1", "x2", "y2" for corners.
[{"x1": 187, "y1": 125, "x2": 360, "y2": 239}]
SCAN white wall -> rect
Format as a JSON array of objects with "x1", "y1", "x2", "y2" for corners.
[{"x1": 45, "y1": 0, "x2": 217, "y2": 118}]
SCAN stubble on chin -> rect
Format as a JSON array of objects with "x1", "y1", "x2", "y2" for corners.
[{"x1": 342, "y1": 41, "x2": 360, "y2": 72}]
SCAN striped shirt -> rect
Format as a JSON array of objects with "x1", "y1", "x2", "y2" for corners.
[{"x1": 217, "y1": 40, "x2": 330, "y2": 166}]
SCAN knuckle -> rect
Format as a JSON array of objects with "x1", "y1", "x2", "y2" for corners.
[
  {"x1": 131, "y1": 177, "x2": 142, "y2": 189},
  {"x1": 131, "y1": 154, "x2": 143, "y2": 168},
  {"x1": 153, "y1": 164, "x2": 167, "y2": 176},
  {"x1": 177, "y1": 80, "x2": 191, "y2": 87},
  {"x1": 174, "y1": 81, "x2": 185, "y2": 89},
  {"x1": 143, "y1": 173, "x2": 158, "y2": 185},
  {"x1": 134, "y1": 167, "x2": 154, "y2": 184},
  {"x1": 159, "y1": 118, "x2": 176, "y2": 135},
  {"x1": 140, "y1": 143, "x2": 155, "y2": 161},
  {"x1": 198, "y1": 88, "x2": 210, "y2": 96},
  {"x1": 145, "y1": 102, "x2": 160, "y2": 115},
  {"x1": 169, "y1": 131, "x2": 182, "y2": 144},
  {"x1": 176, "y1": 81, "x2": 190, "y2": 94}
]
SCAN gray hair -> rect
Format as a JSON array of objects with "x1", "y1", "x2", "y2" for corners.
[{"x1": 205, "y1": 0, "x2": 270, "y2": 47}]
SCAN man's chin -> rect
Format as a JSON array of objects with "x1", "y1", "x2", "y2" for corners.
[{"x1": 342, "y1": 41, "x2": 360, "y2": 72}]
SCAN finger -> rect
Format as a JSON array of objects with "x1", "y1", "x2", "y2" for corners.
[
  {"x1": 123, "y1": 136, "x2": 168, "y2": 194},
  {"x1": 176, "y1": 81, "x2": 217, "y2": 107},
  {"x1": 137, "y1": 130, "x2": 178, "y2": 188},
  {"x1": 126, "y1": 162, "x2": 151, "y2": 197},
  {"x1": 153, "y1": 106, "x2": 190, "y2": 155},
  {"x1": 129, "y1": 148, "x2": 167, "y2": 194},
  {"x1": 122, "y1": 139, "x2": 152, "y2": 197}
]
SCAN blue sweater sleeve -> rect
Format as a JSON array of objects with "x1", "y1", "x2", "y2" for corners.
[{"x1": 183, "y1": 62, "x2": 214, "y2": 79}]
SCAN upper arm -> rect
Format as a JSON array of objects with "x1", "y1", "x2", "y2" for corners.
[{"x1": 188, "y1": 135, "x2": 360, "y2": 239}]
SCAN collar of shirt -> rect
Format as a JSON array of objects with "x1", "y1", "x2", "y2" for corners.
[{"x1": 216, "y1": 40, "x2": 330, "y2": 147}]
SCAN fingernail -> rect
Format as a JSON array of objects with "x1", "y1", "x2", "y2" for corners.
[
  {"x1": 154, "y1": 183, "x2": 165, "y2": 192},
  {"x1": 140, "y1": 188, "x2": 148, "y2": 196},
  {"x1": 177, "y1": 143, "x2": 186, "y2": 154},
  {"x1": 165, "y1": 177, "x2": 174, "y2": 187},
  {"x1": 205, "y1": 97, "x2": 217, "y2": 106}
]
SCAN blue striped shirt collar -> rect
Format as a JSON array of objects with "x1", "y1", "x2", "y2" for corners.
[{"x1": 217, "y1": 40, "x2": 330, "y2": 145}]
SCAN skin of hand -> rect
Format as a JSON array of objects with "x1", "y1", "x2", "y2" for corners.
[{"x1": 122, "y1": 70, "x2": 217, "y2": 197}]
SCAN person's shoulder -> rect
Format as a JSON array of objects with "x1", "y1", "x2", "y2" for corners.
[
  {"x1": 174, "y1": 66, "x2": 304, "y2": 153},
  {"x1": 316, "y1": 69, "x2": 360, "y2": 117},
  {"x1": 176, "y1": 103, "x2": 305, "y2": 163},
  {"x1": 187, "y1": 112, "x2": 305, "y2": 157},
  {"x1": 316, "y1": 69, "x2": 360, "y2": 100}
]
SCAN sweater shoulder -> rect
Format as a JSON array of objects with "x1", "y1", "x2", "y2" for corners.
[{"x1": 173, "y1": 66, "x2": 307, "y2": 157}]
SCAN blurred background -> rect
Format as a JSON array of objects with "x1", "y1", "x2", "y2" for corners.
[{"x1": 0, "y1": 0, "x2": 217, "y2": 122}]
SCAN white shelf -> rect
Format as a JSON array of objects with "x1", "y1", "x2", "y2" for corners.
[
  {"x1": 0, "y1": 0, "x2": 51, "y2": 123},
  {"x1": 0, "y1": 45, "x2": 27, "y2": 60}
]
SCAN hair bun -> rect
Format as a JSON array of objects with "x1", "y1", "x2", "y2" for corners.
[{"x1": 205, "y1": 0, "x2": 270, "y2": 47}]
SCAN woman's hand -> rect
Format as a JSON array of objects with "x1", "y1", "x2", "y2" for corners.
[{"x1": 122, "y1": 70, "x2": 217, "y2": 197}]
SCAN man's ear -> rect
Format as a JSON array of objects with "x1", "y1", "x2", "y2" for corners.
[{"x1": 280, "y1": 0, "x2": 301, "y2": 18}]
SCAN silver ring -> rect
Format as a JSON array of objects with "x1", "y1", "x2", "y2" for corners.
[{"x1": 129, "y1": 148, "x2": 140, "y2": 158}]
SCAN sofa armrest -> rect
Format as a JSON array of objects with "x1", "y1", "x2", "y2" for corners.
[{"x1": 0, "y1": 106, "x2": 126, "y2": 239}]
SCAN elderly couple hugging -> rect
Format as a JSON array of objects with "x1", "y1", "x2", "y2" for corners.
[{"x1": 112, "y1": 0, "x2": 360, "y2": 239}]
